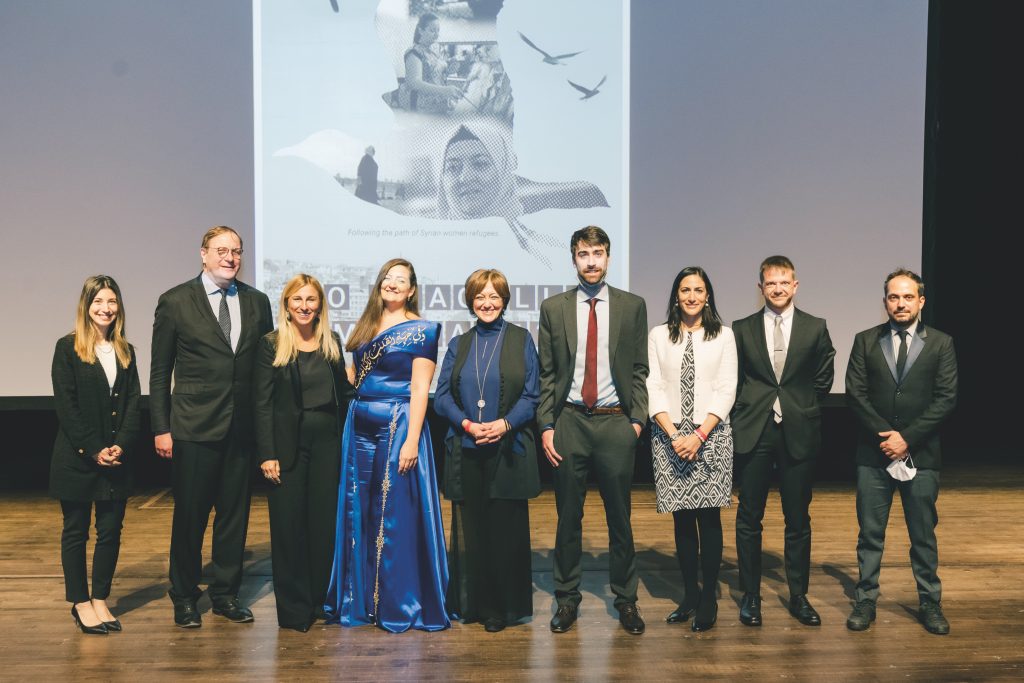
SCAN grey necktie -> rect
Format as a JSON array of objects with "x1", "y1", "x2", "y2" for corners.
[
  {"x1": 218, "y1": 288, "x2": 232, "y2": 344},
  {"x1": 896, "y1": 330, "x2": 908, "y2": 380},
  {"x1": 772, "y1": 315, "x2": 785, "y2": 422}
]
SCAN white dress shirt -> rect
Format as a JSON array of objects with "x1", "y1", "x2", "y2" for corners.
[
  {"x1": 201, "y1": 271, "x2": 241, "y2": 352},
  {"x1": 568, "y1": 284, "x2": 618, "y2": 406},
  {"x1": 647, "y1": 324, "x2": 737, "y2": 423},
  {"x1": 889, "y1": 318, "x2": 920, "y2": 357},
  {"x1": 762, "y1": 303, "x2": 794, "y2": 361}
]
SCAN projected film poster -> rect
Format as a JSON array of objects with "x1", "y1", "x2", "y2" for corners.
[{"x1": 255, "y1": 0, "x2": 628, "y2": 365}]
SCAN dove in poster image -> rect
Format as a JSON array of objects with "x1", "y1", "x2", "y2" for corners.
[
  {"x1": 567, "y1": 75, "x2": 607, "y2": 100},
  {"x1": 517, "y1": 31, "x2": 584, "y2": 65}
]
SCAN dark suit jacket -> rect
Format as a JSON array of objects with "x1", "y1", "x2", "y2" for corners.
[
  {"x1": 49, "y1": 334, "x2": 141, "y2": 501},
  {"x1": 537, "y1": 285, "x2": 649, "y2": 429},
  {"x1": 845, "y1": 322, "x2": 957, "y2": 469},
  {"x1": 731, "y1": 308, "x2": 835, "y2": 459},
  {"x1": 149, "y1": 276, "x2": 273, "y2": 442},
  {"x1": 252, "y1": 331, "x2": 354, "y2": 468}
]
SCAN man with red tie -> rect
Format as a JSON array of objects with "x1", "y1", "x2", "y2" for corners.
[{"x1": 538, "y1": 225, "x2": 650, "y2": 635}]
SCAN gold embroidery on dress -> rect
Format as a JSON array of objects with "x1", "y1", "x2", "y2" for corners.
[
  {"x1": 372, "y1": 404, "x2": 400, "y2": 619},
  {"x1": 354, "y1": 324, "x2": 428, "y2": 388}
]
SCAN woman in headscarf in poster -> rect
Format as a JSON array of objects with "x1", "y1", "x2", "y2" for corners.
[{"x1": 437, "y1": 121, "x2": 609, "y2": 264}]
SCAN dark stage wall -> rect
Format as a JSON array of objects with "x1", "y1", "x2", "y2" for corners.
[{"x1": 2, "y1": 0, "x2": 1017, "y2": 492}]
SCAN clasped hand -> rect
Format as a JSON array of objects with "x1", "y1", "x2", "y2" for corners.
[
  {"x1": 94, "y1": 446, "x2": 123, "y2": 467},
  {"x1": 467, "y1": 419, "x2": 508, "y2": 446},
  {"x1": 878, "y1": 430, "x2": 908, "y2": 460},
  {"x1": 670, "y1": 432, "x2": 703, "y2": 461}
]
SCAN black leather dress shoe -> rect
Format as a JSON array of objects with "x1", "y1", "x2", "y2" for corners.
[
  {"x1": 484, "y1": 618, "x2": 506, "y2": 633},
  {"x1": 618, "y1": 603, "x2": 645, "y2": 635},
  {"x1": 788, "y1": 594, "x2": 821, "y2": 626},
  {"x1": 919, "y1": 599, "x2": 950, "y2": 635},
  {"x1": 739, "y1": 593, "x2": 762, "y2": 626},
  {"x1": 550, "y1": 605, "x2": 578, "y2": 633},
  {"x1": 102, "y1": 618, "x2": 123, "y2": 632},
  {"x1": 846, "y1": 600, "x2": 876, "y2": 631},
  {"x1": 666, "y1": 602, "x2": 697, "y2": 624},
  {"x1": 71, "y1": 606, "x2": 108, "y2": 635},
  {"x1": 691, "y1": 599, "x2": 718, "y2": 632},
  {"x1": 212, "y1": 598, "x2": 254, "y2": 623},
  {"x1": 173, "y1": 601, "x2": 201, "y2": 628}
]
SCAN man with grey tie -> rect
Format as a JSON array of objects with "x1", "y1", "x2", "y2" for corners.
[
  {"x1": 150, "y1": 226, "x2": 273, "y2": 627},
  {"x1": 731, "y1": 256, "x2": 835, "y2": 627},
  {"x1": 845, "y1": 268, "x2": 957, "y2": 634}
]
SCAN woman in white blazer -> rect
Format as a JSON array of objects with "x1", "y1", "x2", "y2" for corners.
[{"x1": 647, "y1": 266, "x2": 737, "y2": 632}]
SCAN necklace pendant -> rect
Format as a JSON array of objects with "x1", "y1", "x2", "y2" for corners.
[{"x1": 477, "y1": 399, "x2": 486, "y2": 409}]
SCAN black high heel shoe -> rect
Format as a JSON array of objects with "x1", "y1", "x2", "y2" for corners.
[
  {"x1": 71, "y1": 606, "x2": 109, "y2": 635},
  {"x1": 666, "y1": 602, "x2": 697, "y2": 624},
  {"x1": 691, "y1": 598, "x2": 718, "y2": 632},
  {"x1": 103, "y1": 618, "x2": 123, "y2": 632}
]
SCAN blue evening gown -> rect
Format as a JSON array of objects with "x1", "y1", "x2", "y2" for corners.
[{"x1": 324, "y1": 320, "x2": 450, "y2": 632}]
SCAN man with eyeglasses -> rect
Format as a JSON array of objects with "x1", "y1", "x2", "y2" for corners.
[
  {"x1": 150, "y1": 225, "x2": 273, "y2": 628},
  {"x1": 731, "y1": 255, "x2": 835, "y2": 628}
]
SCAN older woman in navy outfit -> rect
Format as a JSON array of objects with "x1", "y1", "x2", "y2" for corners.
[{"x1": 434, "y1": 269, "x2": 540, "y2": 633}]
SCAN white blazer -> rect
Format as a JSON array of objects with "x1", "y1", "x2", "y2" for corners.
[{"x1": 647, "y1": 323, "x2": 737, "y2": 424}]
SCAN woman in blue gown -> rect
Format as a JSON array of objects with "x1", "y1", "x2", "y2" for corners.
[{"x1": 325, "y1": 258, "x2": 450, "y2": 632}]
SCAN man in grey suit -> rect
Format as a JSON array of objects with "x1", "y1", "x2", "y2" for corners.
[
  {"x1": 150, "y1": 226, "x2": 273, "y2": 628},
  {"x1": 731, "y1": 255, "x2": 835, "y2": 627},
  {"x1": 845, "y1": 268, "x2": 957, "y2": 635},
  {"x1": 538, "y1": 225, "x2": 649, "y2": 635}
]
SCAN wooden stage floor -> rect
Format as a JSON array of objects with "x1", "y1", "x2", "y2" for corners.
[{"x1": 1, "y1": 467, "x2": 1022, "y2": 681}]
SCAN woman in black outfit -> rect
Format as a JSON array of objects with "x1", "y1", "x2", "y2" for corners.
[
  {"x1": 254, "y1": 273, "x2": 354, "y2": 631},
  {"x1": 434, "y1": 268, "x2": 540, "y2": 632},
  {"x1": 51, "y1": 275, "x2": 141, "y2": 635}
]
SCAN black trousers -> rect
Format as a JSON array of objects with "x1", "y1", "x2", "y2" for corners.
[
  {"x1": 552, "y1": 409, "x2": 639, "y2": 609},
  {"x1": 168, "y1": 429, "x2": 253, "y2": 606},
  {"x1": 59, "y1": 499, "x2": 127, "y2": 603},
  {"x1": 447, "y1": 447, "x2": 533, "y2": 624},
  {"x1": 734, "y1": 418, "x2": 815, "y2": 597},
  {"x1": 267, "y1": 410, "x2": 340, "y2": 628}
]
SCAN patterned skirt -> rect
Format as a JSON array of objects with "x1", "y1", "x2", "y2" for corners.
[{"x1": 651, "y1": 420, "x2": 734, "y2": 513}]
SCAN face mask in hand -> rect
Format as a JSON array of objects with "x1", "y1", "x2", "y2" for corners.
[{"x1": 886, "y1": 455, "x2": 917, "y2": 482}]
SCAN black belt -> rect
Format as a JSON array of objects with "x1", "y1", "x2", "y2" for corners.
[{"x1": 565, "y1": 402, "x2": 624, "y2": 416}]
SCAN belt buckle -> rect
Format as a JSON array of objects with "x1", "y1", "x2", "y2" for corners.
[{"x1": 583, "y1": 404, "x2": 594, "y2": 417}]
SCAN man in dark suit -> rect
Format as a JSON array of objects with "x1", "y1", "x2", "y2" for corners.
[
  {"x1": 538, "y1": 225, "x2": 649, "y2": 635},
  {"x1": 731, "y1": 255, "x2": 835, "y2": 627},
  {"x1": 150, "y1": 226, "x2": 273, "y2": 627},
  {"x1": 845, "y1": 268, "x2": 957, "y2": 635}
]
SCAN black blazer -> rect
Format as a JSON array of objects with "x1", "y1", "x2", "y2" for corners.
[
  {"x1": 846, "y1": 322, "x2": 957, "y2": 469},
  {"x1": 149, "y1": 276, "x2": 273, "y2": 442},
  {"x1": 537, "y1": 285, "x2": 649, "y2": 428},
  {"x1": 49, "y1": 334, "x2": 141, "y2": 501},
  {"x1": 252, "y1": 331, "x2": 354, "y2": 467},
  {"x1": 731, "y1": 308, "x2": 835, "y2": 459}
]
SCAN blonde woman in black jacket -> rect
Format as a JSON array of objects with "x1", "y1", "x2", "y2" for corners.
[
  {"x1": 253, "y1": 274, "x2": 354, "y2": 631},
  {"x1": 50, "y1": 275, "x2": 141, "y2": 635}
]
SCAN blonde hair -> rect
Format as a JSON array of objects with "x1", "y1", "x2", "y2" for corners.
[
  {"x1": 73, "y1": 275, "x2": 132, "y2": 368},
  {"x1": 346, "y1": 258, "x2": 420, "y2": 351},
  {"x1": 273, "y1": 274, "x2": 340, "y2": 366}
]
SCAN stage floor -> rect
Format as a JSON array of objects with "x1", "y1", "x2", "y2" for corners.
[{"x1": 1, "y1": 467, "x2": 1022, "y2": 681}]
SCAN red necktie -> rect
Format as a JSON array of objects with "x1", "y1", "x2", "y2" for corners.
[{"x1": 582, "y1": 297, "x2": 598, "y2": 408}]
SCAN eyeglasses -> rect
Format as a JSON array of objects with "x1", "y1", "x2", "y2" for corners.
[
  {"x1": 207, "y1": 247, "x2": 243, "y2": 259},
  {"x1": 382, "y1": 276, "x2": 409, "y2": 286}
]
